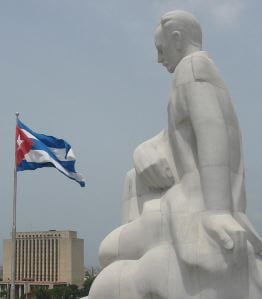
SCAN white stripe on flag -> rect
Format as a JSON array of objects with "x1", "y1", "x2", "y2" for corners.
[
  {"x1": 21, "y1": 129, "x2": 76, "y2": 162},
  {"x1": 23, "y1": 150, "x2": 85, "y2": 183},
  {"x1": 49, "y1": 148, "x2": 76, "y2": 161},
  {"x1": 21, "y1": 129, "x2": 37, "y2": 140}
]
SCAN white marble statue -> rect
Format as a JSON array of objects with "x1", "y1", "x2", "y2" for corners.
[{"x1": 89, "y1": 10, "x2": 262, "y2": 299}]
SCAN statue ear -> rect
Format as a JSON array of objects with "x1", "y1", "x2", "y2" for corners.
[{"x1": 172, "y1": 31, "x2": 182, "y2": 50}]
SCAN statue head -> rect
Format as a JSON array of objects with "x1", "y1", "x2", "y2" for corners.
[{"x1": 155, "y1": 10, "x2": 202, "y2": 73}]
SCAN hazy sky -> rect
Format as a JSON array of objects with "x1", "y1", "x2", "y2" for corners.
[{"x1": 0, "y1": 0, "x2": 262, "y2": 267}]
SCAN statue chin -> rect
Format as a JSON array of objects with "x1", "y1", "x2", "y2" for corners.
[
  {"x1": 167, "y1": 65, "x2": 176, "y2": 73},
  {"x1": 88, "y1": 10, "x2": 262, "y2": 299}
]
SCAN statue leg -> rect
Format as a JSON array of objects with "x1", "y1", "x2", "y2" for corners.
[
  {"x1": 90, "y1": 243, "x2": 202, "y2": 299},
  {"x1": 134, "y1": 244, "x2": 198, "y2": 299},
  {"x1": 88, "y1": 260, "x2": 142, "y2": 299},
  {"x1": 89, "y1": 245, "x2": 174, "y2": 299},
  {"x1": 248, "y1": 244, "x2": 262, "y2": 298}
]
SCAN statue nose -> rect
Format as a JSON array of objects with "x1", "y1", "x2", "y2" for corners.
[{"x1": 158, "y1": 55, "x2": 163, "y2": 63}]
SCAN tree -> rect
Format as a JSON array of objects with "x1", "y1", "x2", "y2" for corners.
[
  {"x1": 79, "y1": 275, "x2": 96, "y2": 297},
  {"x1": 48, "y1": 285, "x2": 81, "y2": 299},
  {"x1": 34, "y1": 288, "x2": 51, "y2": 299},
  {"x1": 0, "y1": 290, "x2": 7, "y2": 298}
]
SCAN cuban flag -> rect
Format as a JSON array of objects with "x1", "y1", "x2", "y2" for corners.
[{"x1": 16, "y1": 120, "x2": 85, "y2": 187}]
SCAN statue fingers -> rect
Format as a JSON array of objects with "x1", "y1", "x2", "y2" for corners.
[
  {"x1": 229, "y1": 230, "x2": 247, "y2": 268},
  {"x1": 149, "y1": 164, "x2": 166, "y2": 189},
  {"x1": 217, "y1": 229, "x2": 234, "y2": 250},
  {"x1": 139, "y1": 170, "x2": 156, "y2": 189},
  {"x1": 138, "y1": 165, "x2": 164, "y2": 189},
  {"x1": 157, "y1": 158, "x2": 175, "y2": 187}
]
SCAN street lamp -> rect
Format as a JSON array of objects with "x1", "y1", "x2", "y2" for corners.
[
  {"x1": 23, "y1": 278, "x2": 34, "y2": 299},
  {"x1": 7, "y1": 279, "x2": 10, "y2": 299}
]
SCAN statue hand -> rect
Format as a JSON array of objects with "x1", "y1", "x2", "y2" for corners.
[
  {"x1": 134, "y1": 147, "x2": 174, "y2": 190},
  {"x1": 233, "y1": 212, "x2": 262, "y2": 254},
  {"x1": 133, "y1": 130, "x2": 175, "y2": 190},
  {"x1": 202, "y1": 212, "x2": 247, "y2": 267},
  {"x1": 136, "y1": 156, "x2": 174, "y2": 190}
]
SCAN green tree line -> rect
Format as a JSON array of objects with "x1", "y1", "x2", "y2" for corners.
[{"x1": 0, "y1": 274, "x2": 96, "y2": 299}]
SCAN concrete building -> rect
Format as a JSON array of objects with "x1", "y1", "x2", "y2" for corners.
[{"x1": 1, "y1": 230, "x2": 84, "y2": 297}]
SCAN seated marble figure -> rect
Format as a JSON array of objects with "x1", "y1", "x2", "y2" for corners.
[{"x1": 89, "y1": 10, "x2": 262, "y2": 299}]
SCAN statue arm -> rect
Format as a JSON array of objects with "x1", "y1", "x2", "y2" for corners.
[
  {"x1": 183, "y1": 80, "x2": 248, "y2": 260},
  {"x1": 184, "y1": 81, "x2": 232, "y2": 211}
]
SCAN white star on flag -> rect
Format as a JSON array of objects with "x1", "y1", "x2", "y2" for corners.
[{"x1": 17, "y1": 135, "x2": 24, "y2": 149}]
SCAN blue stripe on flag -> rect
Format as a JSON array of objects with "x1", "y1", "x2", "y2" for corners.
[
  {"x1": 17, "y1": 161, "x2": 85, "y2": 187},
  {"x1": 30, "y1": 140, "x2": 77, "y2": 173},
  {"x1": 17, "y1": 120, "x2": 85, "y2": 187},
  {"x1": 18, "y1": 120, "x2": 71, "y2": 152}
]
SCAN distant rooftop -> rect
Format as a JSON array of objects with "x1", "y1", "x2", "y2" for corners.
[{"x1": 12, "y1": 230, "x2": 78, "y2": 239}]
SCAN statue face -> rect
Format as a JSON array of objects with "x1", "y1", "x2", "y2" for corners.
[{"x1": 155, "y1": 26, "x2": 183, "y2": 73}]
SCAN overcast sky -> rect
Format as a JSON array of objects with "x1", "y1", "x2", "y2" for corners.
[{"x1": 0, "y1": 0, "x2": 261, "y2": 267}]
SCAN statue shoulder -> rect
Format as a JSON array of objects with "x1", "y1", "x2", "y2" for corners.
[
  {"x1": 191, "y1": 53, "x2": 226, "y2": 88},
  {"x1": 174, "y1": 55, "x2": 195, "y2": 86},
  {"x1": 174, "y1": 52, "x2": 226, "y2": 89}
]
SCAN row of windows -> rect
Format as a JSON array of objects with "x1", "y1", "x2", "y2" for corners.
[
  {"x1": 15, "y1": 275, "x2": 59, "y2": 281},
  {"x1": 16, "y1": 241, "x2": 59, "y2": 252},
  {"x1": 16, "y1": 234, "x2": 61, "y2": 238},
  {"x1": 16, "y1": 239, "x2": 59, "y2": 282}
]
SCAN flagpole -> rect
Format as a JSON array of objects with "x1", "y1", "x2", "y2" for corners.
[{"x1": 10, "y1": 112, "x2": 19, "y2": 299}]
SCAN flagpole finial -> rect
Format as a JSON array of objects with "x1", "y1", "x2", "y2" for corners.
[{"x1": 15, "y1": 112, "x2": 19, "y2": 117}]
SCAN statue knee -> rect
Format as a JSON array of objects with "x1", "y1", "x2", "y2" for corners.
[
  {"x1": 99, "y1": 226, "x2": 124, "y2": 268},
  {"x1": 99, "y1": 220, "x2": 144, "y2": 268},
  {"x1": 89, "y1": 262, "x2": 123, "y2": 299}
]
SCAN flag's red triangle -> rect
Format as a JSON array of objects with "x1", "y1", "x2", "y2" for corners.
[{"x1": 16, "y1": 126, "x2": 34, "y2": 167}]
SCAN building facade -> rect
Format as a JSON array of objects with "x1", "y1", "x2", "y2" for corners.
[{"x1": 1, "y1": 230, "x2": 84, "y2": 297}]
